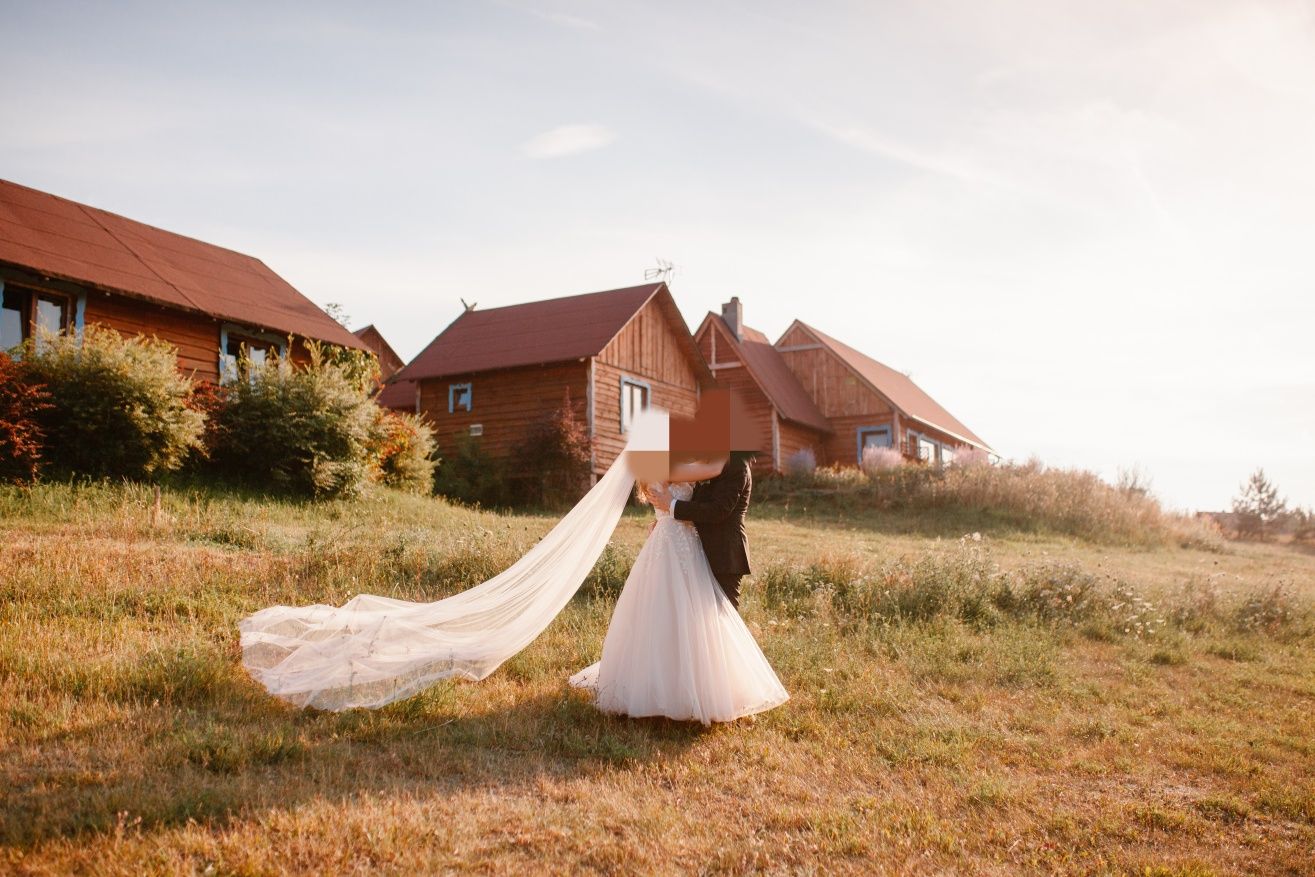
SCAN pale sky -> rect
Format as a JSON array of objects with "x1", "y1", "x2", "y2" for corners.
[{"x1": 3, "y1": 0, "x2": 1313, "y2": 511}]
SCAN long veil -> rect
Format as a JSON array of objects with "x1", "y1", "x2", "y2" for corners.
[{"x1": 238, "y1": 408, "x2": 668, "y2": 711}]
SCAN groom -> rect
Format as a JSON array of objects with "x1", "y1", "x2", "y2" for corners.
[{"x1": 648, "y1": 390, "x2": 758, "y2": 609}]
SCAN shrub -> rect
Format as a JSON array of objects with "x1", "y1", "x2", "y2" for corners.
[
  {"x1": 784, "y1": 448, "x2": 817, "y2": 477},
  {"x1": 860, "y1": 445, "x2": 904, "y2": 476},
  {"x1": 374, "y1": 410, "x2": 438, "y2": 494},
  {"x1": 757, "y1": 455, "x2": 1220, "y2": 549},
  {"x1": 210, "y1": 343, "x2": 380, "y2": 498},
  {"x1": 519, "y1": 390, "x2": 593, "y2": 508},
  {"x1": 433, "y1": 434, "x2": 507, "y2": 507},
  {"x1": 0, "y1": 351, "x2": 50, "y2": 483},
  {"x1": 19, "y1": 326, "x2": 204, "y2": 479}
]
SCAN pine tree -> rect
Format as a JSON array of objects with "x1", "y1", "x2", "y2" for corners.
[{"x1": 1231, "y1": 468, "x2": 1287, "y2": 540}]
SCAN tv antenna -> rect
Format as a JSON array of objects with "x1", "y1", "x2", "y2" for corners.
[{"x1": 644, "y1": 258, "x2": 676, "y2": 284}]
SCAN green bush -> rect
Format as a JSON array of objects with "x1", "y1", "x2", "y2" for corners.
[
  {"x1": 519, "y1": 390, "x2": 593, "y2": 508},
  {"x1": 375, "y1": 410, "x2": 438, "y2": 494},
  {"x1": 210, "y1": 343, "x2": 381, "y2": 498},
  {"x1": 19, "y1": 326, "x2": 204, "y2": 479},
  {"x1": 433, "y1": 434, "x2": 507, "y2": 507}
]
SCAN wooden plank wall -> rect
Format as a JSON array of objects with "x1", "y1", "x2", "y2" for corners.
[
  {"x1": 696, "y1": 319, "x2": 785, "y2": 473},
  {"x1": 83, "y1": 291, "x2": 222, "y2": 383},
  {"x1": 417, "y1": 362, "x2": 589, "y2": 464},
  {"x1": 595, "y1": 299, "x2": 703, "y2": 474},
  {"x1": 777, "y1": 323, "x2": 898, "y2": 466}
]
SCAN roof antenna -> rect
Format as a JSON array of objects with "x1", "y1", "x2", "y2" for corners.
[
  {"x1": 460, "y1": 297, "x2": 477, "y2": 312},
  {"x1": 644, "y1": 258, "x2": 675, "y2": 284}
]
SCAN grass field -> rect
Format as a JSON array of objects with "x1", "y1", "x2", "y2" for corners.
[{"x1": 2, "y1": 481, "x2": 1313, "y2": 875}]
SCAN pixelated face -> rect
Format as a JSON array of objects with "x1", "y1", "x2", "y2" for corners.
[{"x1": 625, "y1": 389, "x2": 758, "y2": 482}]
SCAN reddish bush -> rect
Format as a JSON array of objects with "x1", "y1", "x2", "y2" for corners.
[{"x1": 0, "y1": 351, "x2": 51, "y2": 483}]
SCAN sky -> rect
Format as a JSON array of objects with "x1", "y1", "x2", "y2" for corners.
[{"x1": 2, "y1": 0, "x2": 1312, "y2": 511}]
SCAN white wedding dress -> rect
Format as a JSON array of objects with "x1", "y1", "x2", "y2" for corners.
[
  {"x1": 569, "y1": 481, "x2": 789, "y2": 725},
  {"x1": 237, "y1": 408, "x2": 787, "y2": 720}
]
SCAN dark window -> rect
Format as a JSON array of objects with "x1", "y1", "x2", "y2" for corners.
[
  {"x1": 620, "y1": 378, "x2": 649, "y2": 433},
  {"x1": 221, "y1": 334, "x2": 278, "y2": 383},
  {"x1": 1, "y1": 284, "x2": 71, "y2": 351},
  {"x1": 449, "y1": 383, "x2": 472, "y2": 413}
]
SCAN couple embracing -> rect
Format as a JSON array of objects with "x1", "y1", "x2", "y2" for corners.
[{"x1": 239, "y1": 391, "x2": 788, "y2": 725}]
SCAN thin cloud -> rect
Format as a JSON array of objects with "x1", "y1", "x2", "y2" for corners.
[
  {"x1": 521, "y1": 124, "x2": 616, "y2": 158},
  {"x1": 529, "y1": 9, "x2": 600, "y2": 31}
]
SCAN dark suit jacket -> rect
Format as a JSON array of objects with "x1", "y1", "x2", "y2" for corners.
[{"x1": 671, "y1": 456, "x2": 752, "y2": 577}]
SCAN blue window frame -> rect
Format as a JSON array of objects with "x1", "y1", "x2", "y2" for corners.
[
  {"x1": 619, "y1": 376, "x2": 650, "y2": 433},
  {"x1": 449, "y1": 382, "x2": 472, "y2": 413},
  {"x1": 855, "y1": 425, "x2": 892, "y2": 463},
  {"x1": 219, "y1": 323, "x2": 287, "y2": 384}
]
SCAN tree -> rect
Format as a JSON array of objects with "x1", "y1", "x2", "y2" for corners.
[
  {"x1": 1231, "y1": 468, "x2": 1287, "y2": 540},
  {"x1": 523, "y1": 389, "x2": 593, "y2": 508}
]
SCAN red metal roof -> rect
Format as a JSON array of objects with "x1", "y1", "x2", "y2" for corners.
[
  {"x1": 376, "y1": 378, "x2": 417, "y2": 411},
  {"x1": 0, "y1": 178, "x2": 365, "y2": 350},
  {"x1": 788, "y1": 321, "x2": 993, "y2": 451},
  {"x1": 700, "y1": 313, "x2": 831, "y2": 433},
  {"x1": 395, "y1": 283, "x2": 705, "y2": 382},
  {"x1": 353, "y1": 324, "x2": 405, "y2": 377}
]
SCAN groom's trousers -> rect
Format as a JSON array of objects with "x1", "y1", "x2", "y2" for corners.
[{"x1": 715, "y1": 573, "x2": 743, "y2": 610}]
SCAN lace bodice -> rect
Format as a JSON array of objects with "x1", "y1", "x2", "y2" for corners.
[{"x1": 653, "y1": 481, "x2": 693, "y2": 520}]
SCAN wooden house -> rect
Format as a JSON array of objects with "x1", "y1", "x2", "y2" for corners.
[
  {"x1": 775, "y1": 318, "x2": 993, "y2": 467},
  {"x1": 352, "y1": 324, "x2": 405, "y2": 379},
  {"x1": 694, "y1": 297, "x2": 832, "y2": 473},
  {"x1": 0, "y1": 179, "x2": 365, "y2": 380},
  {"x1": 390, "y1": 283, "x2": 714, "y2": 479}
]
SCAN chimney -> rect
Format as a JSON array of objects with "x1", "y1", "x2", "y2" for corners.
[{"x1": 721, "y1": 296, "x2": 743, "y2": 341}]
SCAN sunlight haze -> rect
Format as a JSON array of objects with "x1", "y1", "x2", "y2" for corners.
[{"x1": 3, "y1": 0, "x2": 1312, "y2": 511}]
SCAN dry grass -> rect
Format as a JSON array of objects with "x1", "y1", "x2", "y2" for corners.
[
  {"x1": 755, "y1": 459, "x2": 1223, "y2": 551},
  {"x1": 2, "y1": 481, "x2": 1314, "y2": 875}
]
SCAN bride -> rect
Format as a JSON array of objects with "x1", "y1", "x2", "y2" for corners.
[
  {"x1": 237, "y1": 407, "x2": 788, "y2": 723},
  {"x1": 569, "y1": 458, "x2": 788, "y2": 724}
]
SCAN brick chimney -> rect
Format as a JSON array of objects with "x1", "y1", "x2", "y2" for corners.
[{"x1": 721, "y1": 296, "x2": 743, "y2": 341}]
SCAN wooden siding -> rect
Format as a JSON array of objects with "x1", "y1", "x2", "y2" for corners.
[
  {"x1": 776, "y1": 324, "x2": 891, "y2": 421},
  {"x1": 778, "y1": 419, "x2": 826, "y2": 469},
  {"x1": 594, "y1": 297, "x2": 705, "y2": 475},
  {"x1": 592, "y1": 359, "x2": 699, "y2": 475},
  {"x1": 417, "y1": 361, "x2": 589, "y2": 464},
  {"x1": 83, "y1": 290, "x2": 222, "y2": 383},
  {"x1": 696, "y1": 319, "x2": 785, "y2": 473}
]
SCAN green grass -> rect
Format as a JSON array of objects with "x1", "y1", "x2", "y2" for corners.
[{"x1": 1, "y1": 480, "x2": 1313, "y2": 874}]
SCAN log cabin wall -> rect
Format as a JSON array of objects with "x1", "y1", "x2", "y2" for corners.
[
  {"x1": 777, "y1": 323, "x2": 896, "y2": 466},
  {"x1": 416, "y1": 361, "x2": 589, "y2": 464},
  {"x1": 777, "y1": 419, "x2": 828, "y2": 469},
  {"x1": 696, "y1": 319, "x2": 785, "y2": 473},
  {"x1": 82, "y1": 290, "x2": 223, "y2": 383},
  {"x1": 594, "y1": 298, "x2": 703, "y2": 475}
]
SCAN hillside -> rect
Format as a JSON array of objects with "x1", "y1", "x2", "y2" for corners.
[{"x1": 2, "y1": 483, "x2": 1313, "y2": 875}]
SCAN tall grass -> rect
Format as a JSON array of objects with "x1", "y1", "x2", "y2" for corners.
[
  {"x1": 755, "y1": 541, "x2": 1311, "y2": 641},
  {"x1": 756, "y1": 459, "x2": 1222, "y2": 549}
]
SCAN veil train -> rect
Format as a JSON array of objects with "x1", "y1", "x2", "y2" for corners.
[{"x1": 238, "y1": 409, "x2": 667, "y2": 710}]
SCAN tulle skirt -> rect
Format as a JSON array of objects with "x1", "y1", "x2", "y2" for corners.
[{"x1": 570, "y1": 516, "x2": 789, "y2": 725}]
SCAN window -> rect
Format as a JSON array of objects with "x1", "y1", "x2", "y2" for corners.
[
  {"x1": 917, "y1": 436, "x2": 937, "y2": 462},
  {"x1": 940, "y1": 446, "x2": 956, "y2": 467},
  {"x1": 1, "y1": 283, "x2": 71, "y2": 351},
  {"x1": 620, "y1": 377, "x2": 649, "y2": 433},
  {"x1": 220, "y1": 332, "x2": 280, "y2": 384},
  {"x1": 856, "y1": 426, "x2": 892, "y2": 462},
  {"x1": 449, "y1": 383, "x2": 472, "y2": 413}
]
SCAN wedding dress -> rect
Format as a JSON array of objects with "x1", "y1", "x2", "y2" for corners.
[
  {"x1": 569, "y1": 481, "x2": 789, "y2": 725},
  {"x1": 238, "y1": 409, "x2": 667, "y2": 711}
]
